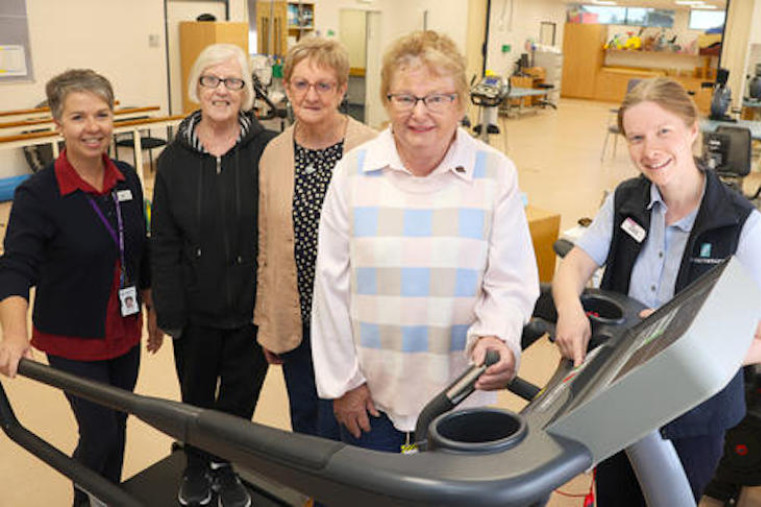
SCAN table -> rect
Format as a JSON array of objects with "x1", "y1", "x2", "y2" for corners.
[
  {"x1": 526, "y1": 204, "x2": 561, "y2": 283},
  {"x1": 500, "y1": 88, "x2": 552, "y2": 118}
]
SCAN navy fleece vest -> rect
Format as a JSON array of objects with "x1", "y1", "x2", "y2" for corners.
[{"x1": 601, "y1": 170, "x2": 753, "y2": 438}]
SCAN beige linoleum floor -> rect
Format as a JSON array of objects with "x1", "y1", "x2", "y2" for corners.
[{"x1": 1, "y1": 97, "x2": 761, "y2": 506}]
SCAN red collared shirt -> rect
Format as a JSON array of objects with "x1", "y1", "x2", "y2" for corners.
[{"x1": 31, "y1": 150, "x2": 142, "y2": 361}]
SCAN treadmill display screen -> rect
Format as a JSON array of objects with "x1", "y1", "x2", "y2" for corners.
[{"x1": 611, "y1": 273, "x2": 714, "y2": 382}]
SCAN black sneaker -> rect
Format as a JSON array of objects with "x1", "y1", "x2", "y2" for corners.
[
  {"x1": 211, "y1": 463, "x2": 251, "y2": 507},
  {"x1": 178, "y1": 462, "x2": 213, "y2": 506}
]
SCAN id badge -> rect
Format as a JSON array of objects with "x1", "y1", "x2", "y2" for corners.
[{"x1": 119, "y1": 286, "x2": 139, "y2": 317}]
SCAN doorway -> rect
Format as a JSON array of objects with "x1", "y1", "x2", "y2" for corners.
[{"x1": 339, "y1": 9, "x2": 383, "y2": 128}]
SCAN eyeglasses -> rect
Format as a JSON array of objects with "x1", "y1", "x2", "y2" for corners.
[
  {"x1": 289, "y1": 79, "x2": 337, "y2": 96},
  {"x1": 386, "y1": 93, "x2": 457, "y2": 113},
  {"x1": 199, "y1": 75, "x2": 245, "y2": 91}
]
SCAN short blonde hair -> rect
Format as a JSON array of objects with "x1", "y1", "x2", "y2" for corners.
[
  {"x1": 283, "y1": 37, "x2": 350, "y2": 88},
  {"x1": 46, "y1": 69, "x2": 114, "y2": 120},
  {"x1": 380, "y1": 31, "x2": 467, "y2": 109},
  {"x1": 187, "y1": 44, "x2": 254, "y2": 111},
  {"x1": 617, "y1": 77, "x2": 698, "y2": 137}
]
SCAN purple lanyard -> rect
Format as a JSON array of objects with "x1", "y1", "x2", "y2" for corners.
[{"x1": 87, "y1": 192, "x2": 127, "y2": 287}]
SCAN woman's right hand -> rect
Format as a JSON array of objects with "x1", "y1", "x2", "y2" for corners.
[
  {"x1": 552, "y1": 247, "x2": 600, "y2": 368},
  {"x1": 0, "y1": 333, "x2": 32, "y2": 378},
  {"x1": 0, "y1": 296, "x2": 33, "y2": 378},
  {"x1": 555, "y1": 306, "x2": 592, "y2": 368},
  {"x1": 333, "y1": 383, "x2": 379, "y2": 439}
]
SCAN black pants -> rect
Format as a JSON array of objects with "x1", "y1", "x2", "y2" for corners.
[
  {"x1": 47, "y1": 345, "x2": 140, "y2": 506},
  {"x1": 172, "y1": 322, "x2": 268, "y2": 466},
  {"x1": 596, "y1": 432, "x2": 726, "y2": 506}
]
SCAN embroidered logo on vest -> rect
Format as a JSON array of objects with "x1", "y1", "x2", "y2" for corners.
[{"x1": 700, "y1": 243, "x2": 712, "y2": 258}]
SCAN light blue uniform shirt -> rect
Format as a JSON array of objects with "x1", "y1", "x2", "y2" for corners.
[{"x1": 576, "y1": 184, "x2": 761, "y2": 310}]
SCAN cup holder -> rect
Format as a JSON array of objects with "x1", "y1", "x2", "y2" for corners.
[
  {"x1": 427, "y1": 408, "x2": 526, "y2": 453},
  {"x1": 581, "y1": 293, "x2": 624, "y2": 327}
]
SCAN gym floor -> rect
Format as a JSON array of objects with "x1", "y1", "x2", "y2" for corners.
[{"x1": 1, "y1": 97, "x2": 760, "y2": 506}]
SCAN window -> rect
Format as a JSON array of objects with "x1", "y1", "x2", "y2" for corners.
[
  {"x1": 689, "y1": 10, "x2": 726, "y2": 30},
  {"x1": 568, "y1": 4, "x2": 675, "y2": 28}
]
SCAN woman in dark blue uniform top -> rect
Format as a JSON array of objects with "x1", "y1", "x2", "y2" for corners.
[{"x1": 0, "y1": 69, "x2": 163, "y2": 506}]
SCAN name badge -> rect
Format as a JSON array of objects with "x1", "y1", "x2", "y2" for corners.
[
  {"x1": 117, "y1": 190, "x2": 133, "y2": 202},
  {"x1": 621, "y1": 217, "x2": 646, "y2": 243},
  {"x1": 119, "y1": 286, "x2": 139, "y2": 317}
]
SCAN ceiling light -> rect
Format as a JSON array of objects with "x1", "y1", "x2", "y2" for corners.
[
  {"x1": 592, "y1": 0, "x2": 617, "y2": 5},
  {"x1": 675, "y1": 0, "x2": 704, "y2": 5},
  {"x1": 692, "y1": 4, "x2": 718, "y2": 7}
]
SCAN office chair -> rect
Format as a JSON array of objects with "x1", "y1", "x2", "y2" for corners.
[{"x1": 702, "y1": 125, "x2": 752, "y2": 195}]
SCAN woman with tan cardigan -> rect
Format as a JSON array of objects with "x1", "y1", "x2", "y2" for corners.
[{"x1": 255, "y1": 37, "x2": 376, "y2": 438}]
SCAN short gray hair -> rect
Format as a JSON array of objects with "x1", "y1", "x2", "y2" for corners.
[
  {"x1": 284, "y1": 37, "x2": 350, "y2": 88},
  {"x1": 46, "y1": 69, "x2": 114, "y2": 120},
  {"x1": 187, "y1": 43, "x2": 254, "y2": 111}
]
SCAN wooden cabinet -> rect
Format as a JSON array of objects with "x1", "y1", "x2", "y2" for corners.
[
  {"x1": 526, "y1": 205, "x2": 561, "y2": 283},
  {"x1": 561, "y1": 23, "x2": 606, "y2": 99},
  {"x1": 594, "y1": 68, "x2": 711, "y2": 113},
  {"x1": 179, "y1": 21, "x2": 248, "y2": 114},
  {"x1": 257, "y1": 1, "x2": 315, "y2": 57}
]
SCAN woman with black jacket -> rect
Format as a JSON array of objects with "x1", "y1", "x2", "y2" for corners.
[{"x1": 150, "y1": 44, "x2": 275, "y2": 507}]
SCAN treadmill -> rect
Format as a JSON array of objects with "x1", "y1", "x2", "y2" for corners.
[{"x1": 1, "y1": 256, "x2": 759, "y2": 506}]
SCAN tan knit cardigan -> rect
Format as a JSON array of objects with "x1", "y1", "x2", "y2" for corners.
[{"x1": 254, "y1": 115, "x2": 377, "y2": 353}]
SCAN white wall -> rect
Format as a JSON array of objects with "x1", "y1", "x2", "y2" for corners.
[
  {"x1": 0, "y1": 0, "x2": 168, "y2": 178},
  {"x1": 312, "y1": 0, "x2": 470, "y2": 128},
  {"x1": 314, "y1": 0, "x2": 468, "y2": 48},
  {"x1": 486, "y1": 0, "x2": 566, "y2": 76}
]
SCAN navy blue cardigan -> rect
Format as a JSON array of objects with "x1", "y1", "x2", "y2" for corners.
[{"x1": 0, "y1": 159, "x2": 149, "y2": 339}]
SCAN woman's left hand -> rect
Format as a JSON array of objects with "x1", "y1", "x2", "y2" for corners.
[
  {"x1": 141, "y1": 290, "x2": 164, "y2": 353},
  {"x1": 146, "y1": 305, "x2": 164, "y2": 353},
  {"x1": 472, "y1": 336, "x2": 516, "y2": 391}
]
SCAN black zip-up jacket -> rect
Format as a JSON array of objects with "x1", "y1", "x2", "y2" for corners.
[
  {"x1": 601, "y1": 169, "x2": 754, "y2": 438},
  {"x1": 151, "y1": 111, "x2": 276, "y2": 331}
]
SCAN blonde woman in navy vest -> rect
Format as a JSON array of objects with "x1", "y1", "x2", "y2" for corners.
[{"x1": 553, "y1": 77, "x2": 761, "y2": 505}]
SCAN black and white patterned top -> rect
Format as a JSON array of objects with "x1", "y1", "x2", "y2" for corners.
[{"x1": 293, "y1": 139, "x2": 345, "y2": 321}]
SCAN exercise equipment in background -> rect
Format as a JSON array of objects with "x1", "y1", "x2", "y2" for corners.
[
  {"x1": 710, "y1": 68, "x2": 735, "y2": 122},
  {"x1": 705, "y1": 365, "x2": 761, "y2": 506},
  {"x1": 746, "y1": 63, "x2": 761, "y2": 102},
  {"x1": 469, "y1": 73, "x2": 510, "y2": 144},
  {"x1": 702, "y1": 124, "x2": 759, "y2": 199}
]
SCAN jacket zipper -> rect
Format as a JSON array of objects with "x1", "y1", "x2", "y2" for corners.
[{"x1": 218, "y1": 154, "x2": 233, "y2": 312}]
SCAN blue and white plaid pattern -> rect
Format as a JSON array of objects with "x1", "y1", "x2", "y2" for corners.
[{"x1": 346, "y1": 147, "x2": 500, "y2": 355}]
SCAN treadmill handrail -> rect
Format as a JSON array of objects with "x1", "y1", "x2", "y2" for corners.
[{"x1": 0, "y1": 378, "x2": 143, "y2": 507}]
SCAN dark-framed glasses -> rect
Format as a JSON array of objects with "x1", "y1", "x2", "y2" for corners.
[
  {"x1": 386, "y1": 93, "x2": 457, "y2": 113},
  {"x1": 199, "y1": 74, "x2": 245, "y2": 91},
  {"x1": 289, "y1": 79, "x2": 337, "y2": 95}
]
